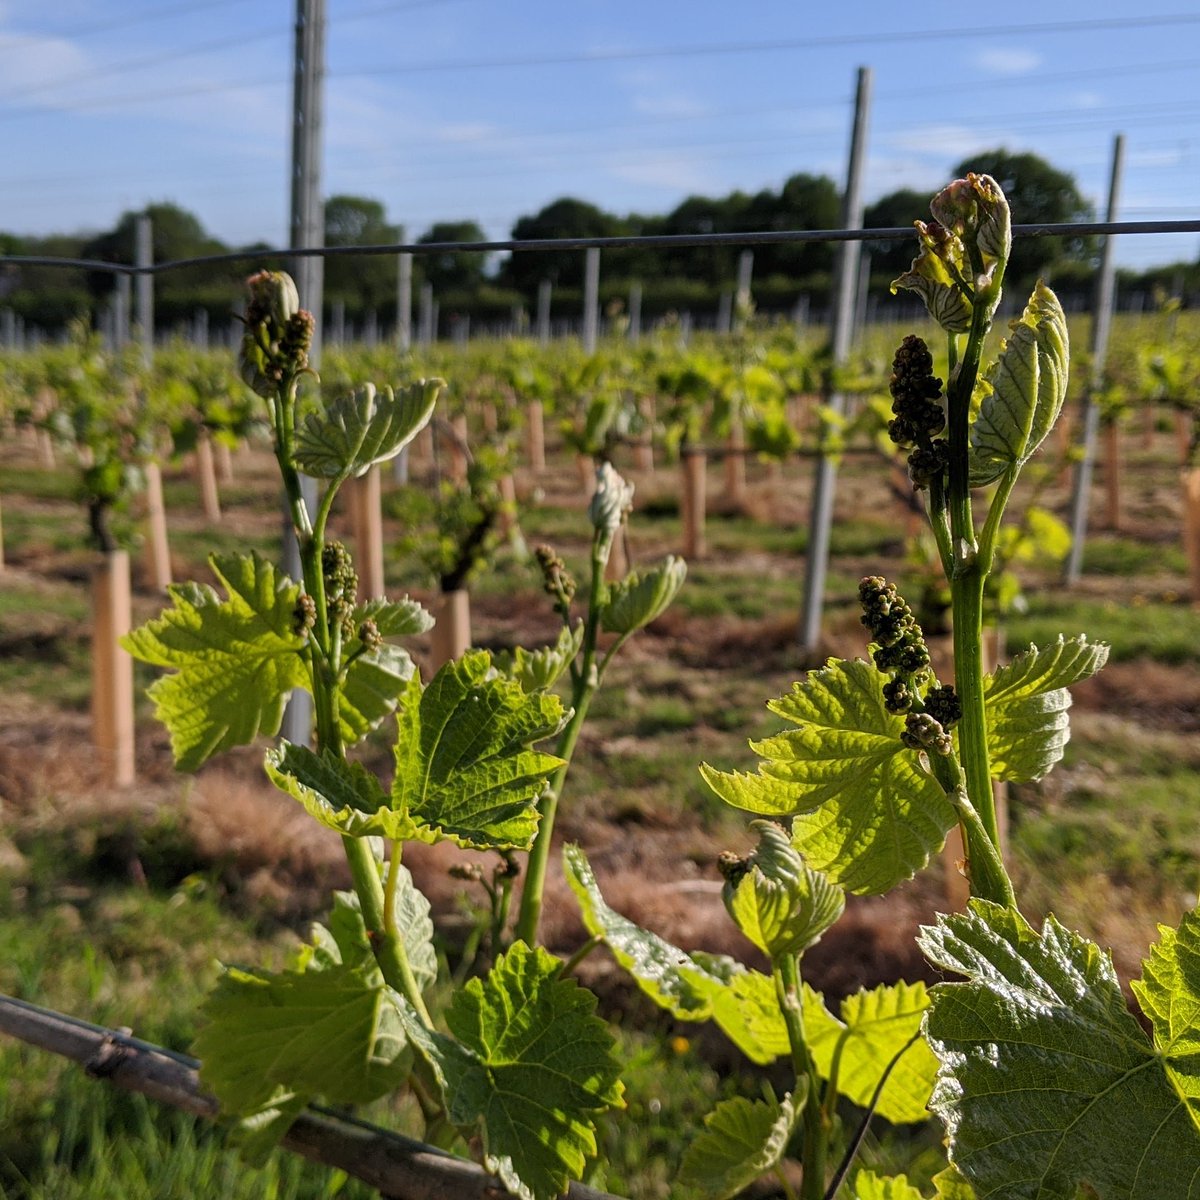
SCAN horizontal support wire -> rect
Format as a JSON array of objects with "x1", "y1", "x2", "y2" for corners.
[
  {"x1": 0, "y1": 993, "x2": 624, "y2": 1200},
  {"x1": 4, "y1": 218, "x2": 1199, "y2": 278}
]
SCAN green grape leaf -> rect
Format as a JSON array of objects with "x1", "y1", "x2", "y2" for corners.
[
  {"x1": 700, "y1": 659, "x2": 956, "y2": 894},
  {"x1": 492, "y1": 622, "x2": 584, "y2": 693},
  {"x1": 851, "y1": 1170, "x2": 925, "y2": 1200},
  {"x1": 294, "y1": 379, "x2": 443, "y2": 479},
  {"x1": 970, "y1": 283, "x2": 1069, "y2": 487},
  {"x1": 984, "y1": 636, "x2": 1109, "y2": 783},
  {"x1": 229, "y1": 1092, "x2": 309, "y2": 1167},
  {"x1": 723, "y1": 820, "x2": 845, "y2": 958},
  {"x1": 352, "y1": 596, "x2": 434, "y2": 638},
  {"x1": 195, "y1": 959, "x2": 410, "y2": 1119},
  {"x1": 320, "y1": 884, "x2": 437, "y2": 995},
  {"x1": 339, "y1": 643, "x2": 415, "y2": 746},
  {"x1": 403, "y1": 942, "x2": 625, "y2": 1200},
  {"x1": 266, "y1": 741, "x2": 414, "y2": 839},
  {"x1": 1131, "y1": 909, "x2": 1200, "y2": 1108},
  {"x1": 122, "y1": 552, "x2": 307, "y2": 771},
  {"x1": 919, "y1": 900, "x2": 1200, "y2": 1199},
  {"x1": 678, "y1": 1091, "x2": 804, "y2": 1200},
  {"x1": 601, "y1": 555, "x2": 687, "y2": 636},
  {"x1": 805, "y1": 981, "x2": 937, "y2": 1124},
  {"x1": 930, "y1": 1166, "x2": 976, "y2": 1198},
  {"x1": 563, "y1": 844, "x2": 786, "y2": 1063},
  {"x1": 392, "y1": 651, "x2": 565, "y2": 851}
]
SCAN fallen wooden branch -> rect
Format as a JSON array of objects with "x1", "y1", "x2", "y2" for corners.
[{"x1": 0, "y1": 993, "x2": 622, "y2": 1200}]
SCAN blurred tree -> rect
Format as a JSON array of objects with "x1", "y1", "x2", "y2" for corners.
[
  {"x1": 81, "y1": 202, "x2": 237, "y2": 329},
  {"x1": 503, "y1": 198, "x2": 623, "y2": 291},
  {"x1": 417, "y1": 220, "x2": 488, "y2": 294},
  {"x1": 863, "y1": 188, "x2": 932, "y2": 281},
  {"x1": 324, "y1": 194, "x2": 400, "y2": 319}
]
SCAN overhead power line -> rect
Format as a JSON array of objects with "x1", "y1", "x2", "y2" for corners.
[{"x1": 339, "y1": 13, "x2": 1200, "y2": 77}]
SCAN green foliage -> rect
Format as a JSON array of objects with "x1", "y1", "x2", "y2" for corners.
[
  {"x1": 122, "y1": 553, "x2": 308, "y2": 771},
  {"x1": 601, "y1": 555, "x2": 688, "y2": 637},
  {"x1": 391, "y1": 651, "x2": 565, "y2": 851},
  {"x1": 983, "y1": 635, "x2": 1109, "y2": 783},
  {"x1": 677, "y1": 1091, "x2": 803, "y2": 1200},
  {"x1": 970, "y1": 284, "x2": 1069, "y2": 487},
  {"x1": 403, "y1": 942, "x2": 625, "y2": 1200},
  {"x1": 804, "y1": 982, "x2": 938, "y2": 1125},
  {"x1": 920, "y1": 901, "x2": 1200, "y2": 1199},
  {"x1": 721, "y1": 820, "x2": 845, "y2": 958},
  {"x1": 700, "y1": 659, "x2": 956, "y2": 894},
  {"x1": 564, "y1": 843, "x2": 788, "y2": 1064},
  {"x1": 294, "y1": 379, "x2": 442, "y2": 481}
]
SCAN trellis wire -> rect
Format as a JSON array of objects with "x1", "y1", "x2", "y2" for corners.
[{"x1": 3, "y1": 217, "x2": 1198, "y2": 278}]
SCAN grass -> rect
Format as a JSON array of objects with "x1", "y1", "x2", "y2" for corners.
[{"x1": 1005, "y1": 594, "x2": 1200, "y2": 664}]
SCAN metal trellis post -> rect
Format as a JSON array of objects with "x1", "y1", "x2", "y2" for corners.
[
  {"x1": 800, "y1": 65, "x2": 872, "y2": 653},
  {"x1": 1065, "y1": 133, "x2": 1125, "y2": 584}
]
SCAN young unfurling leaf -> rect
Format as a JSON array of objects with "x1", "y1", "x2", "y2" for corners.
[
  {"x1": 721, "y1": 820, "x2": 845, "y2": 958},
  {"x1": 293, "y1": 378, "x2": 443, "y2": 480},
  {"x1": 970, "y1": 283, "x2": 1069, "y2": 487},
  {"x1": 601, "y1": 555, "x2": 687, "y2": 637},
  {"x1": 983, "y1": 635, "x2": 1109, "y2": 782}
]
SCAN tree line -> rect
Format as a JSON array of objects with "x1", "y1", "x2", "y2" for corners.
[{"x1": 0, "y1": 148, "x2": 1195, "y2": 336}]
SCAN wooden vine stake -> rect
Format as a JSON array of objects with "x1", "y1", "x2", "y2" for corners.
[
  {"x1": 350, "y1": 467, "x2": 385, "y2": 601},
  {"x1": 1182, "y1": 466, "x2": 1200, "y2": 605},
  {"x1": 195, "y1": 431, "x2": 221, "y2": 523},
  {"x1": 214, "y1": 438, "x2": 234, "y2": 484},
  {"x1": 633, "y1": 396, "x2": 655, "y2": 473},
  {"x1": 526, "y1": 400, "x2": 545, "y2": 473},
  {"x1": 680, "y1": 447, "x2": 706, "y2": 560},
  {"x1": 142, "y1": 461, "x2": 172, "y2": 592},
  {"x1": 430, "y1": 589, "x2": 471, "y2": 672},
  {"x1": 91, "y1": 549, "x2": 135, "y2": 787},
  {"x1": 1103, "y1": 422, "x2": 1122, "y2": 531},
  {"x1": 723, "y1": 413, "x2": 747, "y2": 509},
  {"x1": 447, "y1": 415, "x2": 469, "y2": 487}
]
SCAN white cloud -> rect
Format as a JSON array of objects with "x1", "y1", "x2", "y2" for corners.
[
  {"x1": 888, "y1": 124, "x2": 1004, "y2": 163},
  {"x1": 434, "y1": 122, "x2": 498, "y2": 144},
  {"x1": 631, "y1": 91, "x2": 709, "y2": 119},
  {"x1": 0, "y1": 31, "x2": 91, "y2": 105},
  {"x1": 1068, "y1": 90, "x2": 1104, "y2": 110},
  {"x1": 607, "y1": 152, "x2": 715, "y2": 194},
  {"x1": 974, "y1": 47, "x2": 1041, "y2": 76}
]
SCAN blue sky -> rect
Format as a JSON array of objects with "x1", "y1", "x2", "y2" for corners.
[{"x1": 1, "y1": 0, "x2": 1197, "y2": 270}]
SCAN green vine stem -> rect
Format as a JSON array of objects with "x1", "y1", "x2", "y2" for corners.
[
  {"x1": 775, "y1": 954, "x2": 826, "y2": 1200},
  {"x1": 266, "y1": 355, "x2": 435, "y2": 1029},
  {"x1": 514, "y1": 530, "x2": 608, "y2": 946}
]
